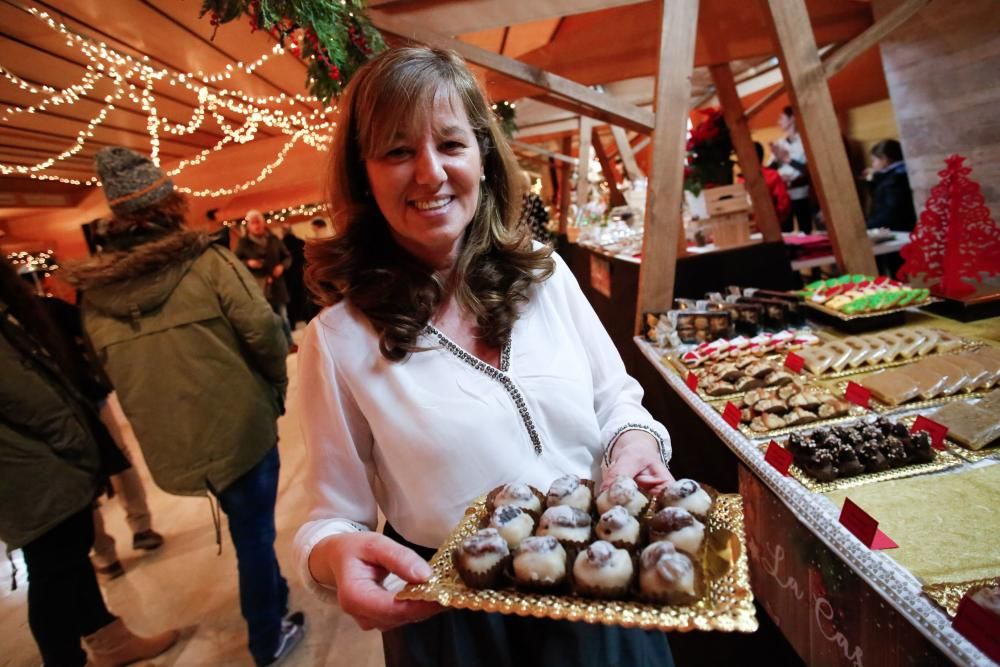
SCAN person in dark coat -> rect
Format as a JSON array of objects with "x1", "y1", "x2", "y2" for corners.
[
  {"x1": 280, "y1": 220, "x2": 308, "y2": 328},
  {"x1": 236, "y1": 210, "x2": 294, "y2": 347},
  {"x1": 865, "y1": 139, "x2": 917, "y2": 232},
  {"x1": 1, "y1": 257, "x2": 178, "y2": 667}
]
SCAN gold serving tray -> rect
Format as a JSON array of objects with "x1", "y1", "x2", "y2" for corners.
[
  {"x1": 663, "y1": 354, "x2": 782, "y2": 404},
  {"x1": 803, "y1": 298, "x2": 939, "y2": 321},
  {"x1": 924, "y1": 577, "x2": 1000, "y2": 617},
  {"x1": 759, "y1": 441, "x2": 964, "y2": 494},
  {"x1": 899, "y1": 414, "x2": 1000, "y2": 463},
  {"x1": 803, "y1": 340, "x2": 981, "y2": 382},
  {"x1": 397, "y1": 494, "x2": 759, "y2": 633},
  {"x1": 829, "y1": 379, "x2": 991, "y2": 416}
]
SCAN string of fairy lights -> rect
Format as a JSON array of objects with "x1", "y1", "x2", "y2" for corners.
[
  {"x1": 6, "y1": 249, "x2": 59, "y2": 275},
  {"x1": 221, "y1": 201, "x2": 326, "y2": 227},
  {"x1": 0, "y1": 4, "x2": 337, "y2": 197}
]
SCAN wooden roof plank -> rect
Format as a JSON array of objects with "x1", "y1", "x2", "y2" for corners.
[{"x1": 371, "y1": 12, "x2": 655, "y2": 132}]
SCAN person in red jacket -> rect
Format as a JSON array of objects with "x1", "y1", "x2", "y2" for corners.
[{"x1": 755, "y1": 141, "x2": 791, "y2": 228}]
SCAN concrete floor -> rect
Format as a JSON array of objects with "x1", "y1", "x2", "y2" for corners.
[{"x1": 1, "y1": 349, "x2": 384, "y2": 667}]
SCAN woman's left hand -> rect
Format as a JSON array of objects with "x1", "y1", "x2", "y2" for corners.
[{"x1": 601, "y1": 430, "x2": 674, "y2": 497}]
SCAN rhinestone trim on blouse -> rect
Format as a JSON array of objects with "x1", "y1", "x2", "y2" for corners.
[{"x1": 424, "y1": 325, "x2": 541, "y2": 455}]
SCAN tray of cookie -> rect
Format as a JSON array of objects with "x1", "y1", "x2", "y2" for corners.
[
  {"x1": 713, "y1": 377, "x2": 866, "y2": 439},
  {"x1": 794, "y1": 327, "x2": 971, "y2": 380},
  {"x1": 849, "y1": 346, "x2": 1000, "y2": 414},
  {"x1": 762, "y1": 416, "x2": 964, "y2": 494},
  {"x1": 397, "y1": 475, "x2": 758, "y2": 633},
  {"x1": 666, "y1": 329, "x2": 820, "y2": 402}
]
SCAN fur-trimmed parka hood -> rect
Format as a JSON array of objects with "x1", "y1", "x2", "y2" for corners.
[{"x1": 66, "y1": 230, "x2": 215, "y2": 320}]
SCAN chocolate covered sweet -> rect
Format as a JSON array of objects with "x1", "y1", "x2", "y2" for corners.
[
  {"x1": 512, "y1": 535, "x2": 567, "y2": 589},
  {"x1": 648, "y1": 507, "x2": 705, "y2": 556},
  {"x1": 572, "y1": 541, "x2": 634, "y2": 598},
  {"x1": 656, "y1": 479, "x2": 713, "y2": 521},
  {"x1": 787, "y1": 418, "x2": 938, "y2": 483},
  {"x1": 545, "y1": 474, "x2": 592, "y2": 512},
  {"x1": 489, "y1": 505, "x2": 535, "y2": 549},
  {"x1": 454, "y1": 528, "x2": 510, "y2": 588},
  {"x1": 595, "y1": 506, "x2": 641, "y2": 548},
  {"x1": 638, "y1": 541, "x2": 702, "y2": 604},
  {"x1": 595, "y1": 477, "x2": 649, "y2": 517},
  {"x1": 537, "y1": 505, "x2": 592, "y2": 546},
  {"x1": 490, "y1": 482, "x2": 542, "y2": 514}
]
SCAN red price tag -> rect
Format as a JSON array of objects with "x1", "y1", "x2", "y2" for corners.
[
  {"x1": 722, "y1": 402, "x2": 742, "y2": 429},
  {"x1": 844, "y1": 381, "x2": 871, "y2": 408},
  {"x1": 838, "y1": 498, "x2": 897, "y2": 550},
  {"x1": 764, "y1": 440, "x2": 793, "y2": 476},
  {"x1": 911, "y1": 415, "x2": 948, "y2": 450},
  {"x1": 686, "y1": 371, "x2": 699, "y2": 392},
  {"x1": 954, "y1": 593, "x2": 1000, "y2": 662},
  {"x1": 784, "y1": 351, "x2": 805, "y2": 374}
]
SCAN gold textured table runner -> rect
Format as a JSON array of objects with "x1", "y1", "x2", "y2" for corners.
[{"x1": 825, "y1": 465, "x2": 1000, "y2": 585}]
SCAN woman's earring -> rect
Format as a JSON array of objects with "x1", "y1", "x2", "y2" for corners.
[{"x1": 480, "y1": 173, "x2": 486, "y2": 182}]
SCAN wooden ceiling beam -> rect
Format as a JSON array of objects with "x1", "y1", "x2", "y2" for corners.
[
  {"x1": 510, "y1": 140, "x2": 578, "y2": 165},
  {"x1": 370, "y1": 12, "x2": 655, "y2": 133},
  {"x1": 591, "y1": 127, "x2": 627, "y2": 206},
  {"x1": 822, "y1": 0, "x2": 929, "y2": 79},
  {"x1": 370, "y1": 0, "x2": 649, "y2": 36}
]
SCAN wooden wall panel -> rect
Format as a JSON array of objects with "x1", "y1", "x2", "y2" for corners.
[{"x1": 874, "y1": 0, "x2": 1000, "y2": 213}]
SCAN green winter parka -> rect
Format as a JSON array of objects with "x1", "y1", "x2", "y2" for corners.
[{"x1": 69, "y1": 231, "x2": 288, "y2": 496}]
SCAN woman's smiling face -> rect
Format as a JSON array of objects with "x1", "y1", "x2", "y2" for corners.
[{"x1": 365, "y1": 89, "x2": 483, "y2": 269}]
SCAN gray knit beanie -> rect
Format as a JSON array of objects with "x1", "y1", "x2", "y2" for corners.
[{"x1": 94, "y1": 146, "x2": 174, "y2": 215}]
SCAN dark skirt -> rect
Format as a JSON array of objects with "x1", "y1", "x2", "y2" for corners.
[{"x1": 382, "y1": 524, "x2": 675, "y2": 667}]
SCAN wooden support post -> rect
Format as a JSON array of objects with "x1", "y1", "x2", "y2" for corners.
[
  {"x1": 709, "y1": 63, "x2": 783, "y2": 243},
  {"x1": 610, "y1": 126, "x2": 644, "y2": 181},
  {"x1": 558, "y1": 136, "x2": 573, "y2": 234},
  {"x1": 763, "y1": 0, "x2": 877, "y2": 275},
  {"x1": 576, "y1": 116, "x2": 596, "y2": 216},
  {"x1": 635, "y1": 0, "x2": 701, "y2": 332},
  {"x1": 591, "y1": 129, "x2": 627, "y2": 207}
]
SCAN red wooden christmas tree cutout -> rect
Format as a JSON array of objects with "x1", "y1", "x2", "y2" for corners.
[{"x1": 899, "y1": 155, "x2": 1000, "y2": 298}]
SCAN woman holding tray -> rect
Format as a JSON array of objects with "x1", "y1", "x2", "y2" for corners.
[{"x1": 295, "y1": 46, "x2": 675, "y2": 667}]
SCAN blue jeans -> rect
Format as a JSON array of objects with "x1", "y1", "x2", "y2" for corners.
[{"x1": 215, "y1": 446, "x2": 288, "y2": 666}]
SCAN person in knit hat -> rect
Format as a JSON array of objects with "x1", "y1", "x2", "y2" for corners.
[{"x1": 68, "y1": 146, "x2": 306, "y2": 666}]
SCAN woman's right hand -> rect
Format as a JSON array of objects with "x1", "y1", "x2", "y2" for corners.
[{"x1": 309, "y1": 532, "x2": 443, "y2": 631}]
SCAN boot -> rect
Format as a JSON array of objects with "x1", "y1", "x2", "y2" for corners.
[{"x1": 84, "y1": 618, "x2": 179, "y2": 667}]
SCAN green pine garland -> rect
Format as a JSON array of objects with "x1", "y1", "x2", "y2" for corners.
[
  {"x1": 491, "y1": 100, "x2": 517, "y2": 139},
  {"x1": 200, "y1": 0, "x2": 385, "y2": 101}
]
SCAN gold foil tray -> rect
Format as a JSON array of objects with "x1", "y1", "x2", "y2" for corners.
[
  {"x1": 898, "y1": 414, "x2": 1000, "y2": 463},
  {"x1": 398, "y1": 494, "x2": 759, "y2": 633},
  {"x1": 804, "y1": 298, "x2": 939, "y2": 321},
  {"x1": 804, "y1": 340, "x2": 981, "y2": 382},
  {"x1": 828, "y1": 379, "x2": 992, "y2": 416},
  {"x1": 924, "y1": 577, "x2": 1000, "y2": 617},
  {"x1": 759, "y1": 442, "x2": 964, "y2": 494}
]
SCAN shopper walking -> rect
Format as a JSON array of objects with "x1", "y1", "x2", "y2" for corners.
[
  {"x1": 236, "y1": 210, "x2": 295, "y2": 348},
  {"x1": 769, "y1": 106, "x2": 814, "y2": 234},
  {"x1": 0, "y1": 258, "x2": 178, "y2": 667},
  {"x1": 68, "y1": 146, "x2": 305, "y2": 667},
  {"x1": 295, "y1": 47, "x2": 675, "y2": 667}
]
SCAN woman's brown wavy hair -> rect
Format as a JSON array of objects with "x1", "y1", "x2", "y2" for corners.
[{"x1": 305, "y1": 46, "x2": 554, "y2": 361}]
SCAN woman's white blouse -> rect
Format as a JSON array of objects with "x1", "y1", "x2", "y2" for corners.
[{"x1": 293, "y1": 252, "x2": 669, "y2": 599}]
